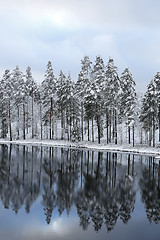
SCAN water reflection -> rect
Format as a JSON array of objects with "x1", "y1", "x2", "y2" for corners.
[
  {"x1": 0, "y1": 144, "x2": 160, "y2": 234},
  {"x1": 139, "y1": 157, "x2": 160, "y2": 224}
]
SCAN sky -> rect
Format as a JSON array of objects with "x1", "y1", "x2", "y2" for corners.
[{"x1": 0, "y1": 0, "x2": 160, "y2": 91}]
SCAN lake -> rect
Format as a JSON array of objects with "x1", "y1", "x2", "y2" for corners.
[{"x1": 0, "y1": 144, "x2": 160, "y2": 240}]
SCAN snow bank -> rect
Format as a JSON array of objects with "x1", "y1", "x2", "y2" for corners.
[{"x1": 0, "y1": 139, "x2": 160, "y2": 156}]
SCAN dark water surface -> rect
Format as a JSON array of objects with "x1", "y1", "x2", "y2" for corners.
[{"x1": 0, "y1": 144, "x2": 160, "y2": 240}]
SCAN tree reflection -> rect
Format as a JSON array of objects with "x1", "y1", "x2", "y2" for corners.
[
  {"x1": 0, "y1": 144, "x2": 158, "y2": 232},
  {"x1": 139, "y1": 157, "x2": 160, "y2": 223},
  {"x1": 0, "y1": 144, "x2": 41, "y2": 214}
]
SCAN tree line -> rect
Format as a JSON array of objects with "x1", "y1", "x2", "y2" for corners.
[{"x1": 0, "y1": 56, "x2": 159, "y2": 146}]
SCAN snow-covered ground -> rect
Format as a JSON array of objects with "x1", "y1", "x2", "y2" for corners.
[{"x1": 0, "y1": 139, "x2": 160, "y2": 156}]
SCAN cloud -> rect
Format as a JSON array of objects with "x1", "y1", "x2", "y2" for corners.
[
  {"x1": 0, "y1": 0, "x2": 160, "y2": 90},
  {"x1": 1, "y1": 0, "x2": 160, "y2": 30}
]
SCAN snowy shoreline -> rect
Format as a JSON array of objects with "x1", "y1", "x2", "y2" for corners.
[{"x1": 0, "y1": 139, "x2": 160, "y2": 156}]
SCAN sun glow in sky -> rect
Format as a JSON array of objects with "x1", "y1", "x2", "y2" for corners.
[
  {"x1": 52, "y1": 11, "x2": 67, "y2": 26},
  {"x1": 0, "y1": 0, "x2": 160, "y2": 91},
  {"x1": 20, "y1": 216, "x2": 78, "y2": 240}
]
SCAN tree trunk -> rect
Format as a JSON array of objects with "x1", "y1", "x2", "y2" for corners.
[
  {"x1": 70, "y1": 115, "x2": 72, "y2": 140},
  {"x1": 96, "y1": 115, "x2": 101, "y2": 144},
  {"x1": 61, "y1": 107, "x2": 64, "y2": 140},
  {"x1": 145, "y1": 131, "x2": 148, "y2": 145},
  {"x1": 140, "y1": 128, "x2": 142, "y2": 144},
  {"x1": 112, "y1": 109, "x2": 115, "y2": 141},
  {"x1": 17, "y1": 105, "x2": 20, "y2": 139},
  {"x1": 40, "y1": 102, "x2": 42, "y2": 140},
  {"x1": 67, "y1": 115, "x2": 70, "y2": 141},
  {"x1": 23, "y1": 101, "x2": 25, "y2": 140},
  {"x1": 153, "y1": 111, "x2": 155, "y2": 147},
  {"x1": 81, "y1": 103, "x2": 84, "y2": 141},
  {"x1": 27, "y1": 97, "x2": 29, "y2": 134},
  {"x1": 159, "y1": 105, "x2": 160, "y2": 142},
  {"x1": 149, "y1": 127, "x2": 152, "y2": 147},
  {"x1": 32, "y1": 91, "x2": 34, "y2": 138},
  {"x1": 1, "y1": 106, "x2": 4, "y2": 138},
  {"x1": 106, "y1": 109, "x2": 109, "y2": 144},
  {"x1": 133, "y1": 125, "x2": 135, "y2": 147},
  {"x1": 72, "y1": 101, "x2": 75, "y2": 128},
  {"x1": 92, "y1": 116, "x2": 94, "y2": 142},
  {"x1": 52, "y1": 111, "x2": 54, "y2": 140},
  {"x1": 50, "y1": 97, "x2": 53, "y2": 140},
  {"x1": 128, "y1": 126, "x2": 131, "y2": 144},
  {"x1": 8, "y1": 99, "x2": 12, "y2": 141},
  {"x1": 109, "y1": 109, "x2": 112, "y2": 143},
  {"x1": 115, "y1": 109, "x2": 117, "y2": 144},
  {"x1": 88, "y1": 119, "x2": 90, "y2": 141},
  {"x1": 1, "y1": 101, "x2": 8, "y2": 138}
]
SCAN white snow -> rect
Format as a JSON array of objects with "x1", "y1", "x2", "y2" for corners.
[{"x1": 0, "y1": 139, "x2": 160, "y2": 156}]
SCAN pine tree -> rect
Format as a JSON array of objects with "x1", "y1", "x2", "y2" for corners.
[
  {"x1": 35, "y1": 84, "x2": 43, "y2": 140},
  {"x1": 120, "y1": 68, "x2": 137, "y2": 145},
  {"x1": 153, "y1": 72, "x2": 160, "y2": 142},
  {"x1": 92, "y1": 56, "x2": 105, "y2": 144},
  {"x1": 64, "y1": 74, "x2": 72, "y2": 140},
  {"x1": 84, "y1": 85, "x2": 96, "y2": 142},
  {"x1": 76, "y1": 56, "x2": 92, "y2": 141},
  {"x1": 12, "y1": 66, "x2": 26, "y2": 139},
  {"x1": 140, "y1": 80, "x2": 156, "y2": 146},
  {"x1": 64, "y1": 73, "x2": 80, "y2": 141},
  {"x1": 56, "y1": 71, "x2": 67, "y2": 140},
  {"x1": 26, "y1": 66, "x2": 38, "y2": 138},
  {"x1": 3, "y1": 70, "x2": 13, "y2": 140},
  {"x1": 41, "y1": 61, "x2": 56, "y2": 139},
  {"x1": 0, "y1": 71, "x2": 9, "y2": 138},
  {"x1": 105, "y1": 58, "x2": 121, "y2": 144}
]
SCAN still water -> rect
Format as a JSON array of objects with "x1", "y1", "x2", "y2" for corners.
[{"x1": 0, "y1": 144, "x2": 160, "y2": 240}]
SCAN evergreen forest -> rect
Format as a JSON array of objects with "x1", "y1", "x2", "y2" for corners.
[{"x1": 0, "y1": 56, "x2": 159, "y2": 147}]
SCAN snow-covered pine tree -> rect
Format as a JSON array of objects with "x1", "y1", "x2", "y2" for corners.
[
  {"x1": 76, "y1": 56, "x2": 92, "y2": 141},
  {"x1": 56, "y1": 71, "x2": 66, "y2": 140},
  {"x1": 2, "y1": 70, "x2": 13, "y2": 140},
  {"x1": 153, "y1": 72, "x2": 160, "y2": 142},
  {"x1": 120, "y1": 68, "x2": 137, "y2": 145},
  {"x1": 92, "y1": 56, "x2": 105, "y2": 144},
  {"x1": 35, "y1": 84, "x2": 43, "y2": 140},
  {"x1": 26, "y1": 66, "x2": 38, "y2": 138},
  {"x1": 0, "y1": 70, "x2": 11, "y2": 138},
  {"x1": 41, "y1": 61, "x2": 56, "y2": 140},
  {"x1": 70, "y1": 81, "x2": 80, "y2": 142},
  {"x1": 64, "y1": 73, "x2": 80, "y2": 141},
  {"x1": 12, "y1": 66, "x2": 26, "y2": 139},
  {"x1": 140, "y1": 79, "x2": 157, "y2": 146},
  {"x1": 63, "y1": 74, "x2": 71, "y2": 140},
  {"x1": 136, "y1": 92, "x2": 144, "y2": 144},
  {"x1": 105, "y1": 58, "x2": 120, "y2": 144},
  {"x1": 84, "y1": 83, "x2": 96, "y2": 142}
]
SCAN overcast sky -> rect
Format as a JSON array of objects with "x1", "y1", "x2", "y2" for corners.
[{"x1": 1, "y1": 0, "x2": 160, "y2": 91}]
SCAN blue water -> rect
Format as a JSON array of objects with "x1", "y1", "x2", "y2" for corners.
[{"x1": 0, "y1": 144, "x2": 160, "y2": 240}]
